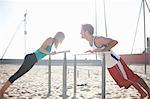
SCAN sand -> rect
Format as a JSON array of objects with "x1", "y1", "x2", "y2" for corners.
[{"x1": 0, "y1": 64, "x2": 150, "y2": 99}]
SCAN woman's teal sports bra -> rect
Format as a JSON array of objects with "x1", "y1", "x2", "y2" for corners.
[{"x1": 34, "y1": 45, "x2": 52, "y2": 61}]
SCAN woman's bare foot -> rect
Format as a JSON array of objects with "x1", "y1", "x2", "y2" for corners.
[
  {"x1": 0, "y1": 93, "x2": 4, "y2": 99},
  {"x1": 0, "y1": 91, "x2": 4, "y2": 97}
]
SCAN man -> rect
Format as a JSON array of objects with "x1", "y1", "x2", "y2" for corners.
[{"x1": 80, "y1": 24, "x2": 150, "y2": 99}]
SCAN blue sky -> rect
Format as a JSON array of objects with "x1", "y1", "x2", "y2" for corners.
[{"x1": 0, "y1": 0, "x2": 150, "y2": 59}]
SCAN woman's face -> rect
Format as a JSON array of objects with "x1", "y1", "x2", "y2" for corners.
[{"x1": 60, "y1": 37, "x2": 64, "y2": 43}]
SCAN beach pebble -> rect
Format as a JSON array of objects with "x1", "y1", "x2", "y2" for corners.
[{"x1": 0, "y1": 80, "x2": 4, "y2": 84}]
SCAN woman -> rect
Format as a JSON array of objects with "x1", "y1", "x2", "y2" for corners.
[
  {"x1": 0, "y1": 32, "x2": 65, "y2": 98},
  {"x1": 80, "y1": 24, "x2": 150, "y2": 99}
]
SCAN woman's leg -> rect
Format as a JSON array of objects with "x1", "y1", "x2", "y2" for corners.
[
  {"x1": 0, "y1": 81, "x2": 11, "y2": 97},
  {"x1": 0, "y1": 53, "x2": 37, "y2": 97},
  {"x1": 8, "y1": 53, "x2": 37, "y2": 83}
]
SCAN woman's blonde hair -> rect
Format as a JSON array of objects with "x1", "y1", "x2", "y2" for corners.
[{"x1": 54, "y1": 32, "x2": 65, "y2": 48}]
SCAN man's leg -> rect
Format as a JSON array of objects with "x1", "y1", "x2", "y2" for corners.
[
  {"x1": 136, "y1": 78, "x2": 150, "y2": 95},
  {"x1": 131, "y1": 81, "x2": 147, "y2": 99}
]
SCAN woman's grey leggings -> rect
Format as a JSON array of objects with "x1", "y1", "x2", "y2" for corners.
[{"x1": 9, "y1": 53, "x2": 37, "y2": 83}]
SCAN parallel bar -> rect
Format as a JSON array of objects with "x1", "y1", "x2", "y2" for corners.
[
  {"x1": 102, "y1": 53, "x2": 106, "y2": 99},
  {"x1": 62, "y1": 52, "x2": 67, "y2": 99},
  {"x1": 56, "y1": 50, "x2": 70, "y2": 54},
  {"x1": 74, "y1": 52, "x2": 108, "y2": 99},
  {"x1": 48, "y1": 51, "x2": 107, "y2": 99},
  {"x1": 75, "y1": 53, "x2": 95, "y2": 56},
  {"x1": 47, "y1": 50, "x2": 70, "y2": 98},
  {"x1": 48, "y1": 56, "x2": 51, "y2": 96},
  {"x1": 75, "y1": 52, "x2": 110, "y2": 56},
  {"x1": 73, "y1": 55, "x2": 77, "y2": 99}
]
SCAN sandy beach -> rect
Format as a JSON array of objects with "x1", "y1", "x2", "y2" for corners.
[{"x1": 0, "y1": 64, "x2": 150, "y2": 99}]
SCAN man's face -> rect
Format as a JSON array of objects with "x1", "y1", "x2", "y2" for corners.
[{"x1": 80, "y1": 28, "x2": 88, "y2": 39}]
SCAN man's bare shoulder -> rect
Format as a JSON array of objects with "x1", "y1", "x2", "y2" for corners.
[{"x1": 95, "y1": 36, "x2": 107, "y2": 41}]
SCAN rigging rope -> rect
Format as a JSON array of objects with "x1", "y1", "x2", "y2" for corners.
[
  {"x1": 103, "y1": 0, "x2": 108, "y2": 37},
  {"x1": 131, "y1": 1, "x2": 143, "y2": 54},
  {"x1": 1, "y1": 20, "x2": 23, "y2": 59},
  {"x1": 145, "y1": 0, "x2": 150, "y2": 12},
  {"x1": 95, "y1": 0, "x2": 97, "y2": 36}
]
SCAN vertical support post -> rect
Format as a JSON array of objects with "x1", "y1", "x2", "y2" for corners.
[
  {"x1": 48, "y1": 56, "x2": 51, "y2": 96},
  {"x1": 62, "y1": 52, "x2": 67, "y2": 99},
  {"x1": 102, "y1": 53, "x2": 106, "y2": 99},
  {"x1": 142, "y1": 0, "x2": 147, "y2": 74},
  {"x1": 73, "y1": 55, "x2": 77, "y2": 99}
]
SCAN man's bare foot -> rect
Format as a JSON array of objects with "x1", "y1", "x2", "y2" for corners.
[{"x1": 140, "y1": 92, "x2": 147, "y2": 99}]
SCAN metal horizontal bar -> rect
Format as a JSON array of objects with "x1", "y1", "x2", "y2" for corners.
[
  {"x1": 75, "y1": 51, "x2": 110, "y2": 56},
  {"x1": 56, "y1": 50, "x2": 70, "y2": 54}
]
